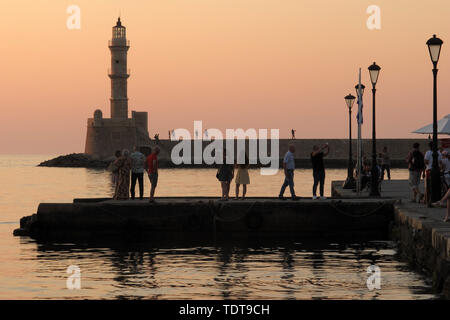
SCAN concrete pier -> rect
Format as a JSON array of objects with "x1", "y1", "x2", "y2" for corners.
[
  {"x1": 14, "y1": 197, "x2": 394, "y2": 242},
  {"x1": 332, "y1": 179, "x2": 450, "y2": 298}
]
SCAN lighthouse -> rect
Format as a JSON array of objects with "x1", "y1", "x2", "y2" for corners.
[
  {"x1": 84, "y1": 17, "x2": 151, "y2": 159},
  {"x1": 109, "y1": 17, "x2": 130, "y2": 119}
]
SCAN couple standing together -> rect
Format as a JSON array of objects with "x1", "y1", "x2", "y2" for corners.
[{"x1": 279, "y1": 144, "x2": 330, "y2": 200}]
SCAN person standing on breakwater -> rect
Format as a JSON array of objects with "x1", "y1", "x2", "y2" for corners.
[
  {"x1": 235, "y1": 153, "x2": 250, "y2": 200},
  {"x1": 216, "y1": 150, "x2": 234, "y2": 201},
  {"x1": 406, "y1": 143, "x2": 425, "y2": 203},
  {"x1": 279, "y1": 144, "x2": 298, "y2": 200},
  {"x1": 442, "y1": 150, "x2": 450, "y2": 187},
  {"x1": 146, "y1": 146, "x2": 160, "y2": 203},
  {"x1": 113, "y1": 149, "x2": 132, "y2": 200},
  {"x1": 311, "y1": 144, "x2": 329, "y2": 200},
  {"x1": 380, "y1": 146, "x2": 391, "y2": 180},
  {"x1": 130, "y1": 147, "x2": 145, "y2": 200}
]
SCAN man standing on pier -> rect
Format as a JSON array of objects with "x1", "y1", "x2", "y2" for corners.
[
  {"x1": 311, "y1": 144, "x2": 329, "y2": 200},
  {"x1": 130, "y1": 147, "x2": 146, "y2": 200},
  {"x1": 406, "y1": 143, "x2": 425, "y2": 203},
  {"x1": 146, "y1": 146, "x2": 160, "y2": 203},
  {"x1": 279, "y1": 144, "x2": 297, "y2": 200}
]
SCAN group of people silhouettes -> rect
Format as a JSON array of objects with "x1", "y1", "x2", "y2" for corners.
[{"x1": 111, "y1": 146, "x2": 160, "y2": 202}]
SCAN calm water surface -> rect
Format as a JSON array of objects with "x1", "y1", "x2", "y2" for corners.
[{"x1": 0, "y1": 155, "x2": 438, "y2": 299}]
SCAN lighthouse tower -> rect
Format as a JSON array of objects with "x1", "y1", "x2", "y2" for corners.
[
  {"x1": 85, "y1": 17, "x2": 151, "y2": 159},
  {"x1": 109, "y1": 18, "x2": 130, "y2": 119}
]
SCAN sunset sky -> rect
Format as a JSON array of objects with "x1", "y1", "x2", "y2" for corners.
[{"x1": 1, "y1": 0, "x2": 449, "y2": 154}]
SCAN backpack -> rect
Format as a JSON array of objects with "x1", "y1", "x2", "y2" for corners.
[{"x1": 410, "y1": 150, "x2": 424, "y2": 171}]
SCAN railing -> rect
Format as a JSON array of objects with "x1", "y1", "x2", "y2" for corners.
[
  {"x1": 107, "y1": 68, "x2": 131, "y2": 76},
  {"x1": 108, "y1": 40, "x2": 130, "y2": 47}
]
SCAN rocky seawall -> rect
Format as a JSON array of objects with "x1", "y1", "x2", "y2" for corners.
[{"x1": 38, "y1": 153, "x2": 110, "y2": 169}]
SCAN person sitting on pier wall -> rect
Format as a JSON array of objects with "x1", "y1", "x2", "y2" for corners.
[
  {"x1": 406, "y1": 143, "x2": 425, "y2": 203},
  {"x1": 113, "y1": 149, "x2": 132, "y2": 200},
  {"x1": 311, "y1": 143, "x2": 329, "y2": 200},
  {"x1": 441, "y1": 150, "x2": 450, "y2": 187},
  {"x1": 278, "y1": 144, "x2": 297, "y2": 200},
  {"x1": 433, "y1": 188, "x2": 450, "y2": 222},
  {"x1": 130, "y1": 146, "x2": 145, "y2": 200},
  {"x1": 216, "y1": 150, "x2": 234, "y2": 201},
  {"x1": 146, "y1": 146, "x2": 160, "y2": 203},
  {"x1": 235, "y1": 153, "x2": 250, "y2": 200}
]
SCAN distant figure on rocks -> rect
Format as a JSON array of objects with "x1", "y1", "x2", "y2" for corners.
[
  {"x1": 279, "y1": 144, "x2": 297, "y2": 200},
  {"x1": 171, "y1": 129, "x2": 175, "y2": 139},
  {"x1": 146, "y1": 146, "x2": 160, "y2": 203},
  {"x1": 195, "y1": 130, "x2": 199, "y2": 140},
  {"x1": 291, "y1": 129, "x2": 296, "y2": 139},
  {"x1": 216, "y1": 150, "x2": 234, "y2": 201},
  {"x1": 168, "y1": 130, "x2": 171, "y2": 139},
  {"x1": 311, "y1": 144, "x2": 329, "y2": 200},
  {"x1": 235, "y1": 153, "x2": 250, "y2": 200},
  {"x1": 406, "y1": 143, "x2": 425, "y2": 203},
  {"x1": 113, "y1": 149, "x2": 132, "y2": 200},
  {"x1": 204, "y1": 129, "x2": 209, "y2": 139},
  {"x1": 380, "y1": 146, "x2": 391, "y2": 180},
  {"x1": 130, "y1": 147, "x2": 145, "y2": 200}
]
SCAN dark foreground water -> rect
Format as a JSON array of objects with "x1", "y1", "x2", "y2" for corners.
[{"x1": 0, "y1": 155, "x2": 439, "y2": 299}]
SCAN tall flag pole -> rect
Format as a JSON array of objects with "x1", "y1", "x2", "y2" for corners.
[{"x1": 357, "y1": 68, "x2": 363, "y2": 195}]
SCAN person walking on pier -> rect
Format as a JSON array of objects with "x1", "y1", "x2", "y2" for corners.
[
  {"x1": 406, "y1": 143, "x2": 425, "y2": 203},
  {"x1": 380, "y1": 146, "x2": 391, "y2": 180},
  {"x1": 217, "y1": 150, "x2": 234, "y2": 201},
  {"x1": 235, "y1": 153, "x2": 250, "y2": 200},
  {"x1": 279, "y1": 144, "x2": 297, "y2": 200},
  {"x1": 291, "y1": 129, "x2": 296, "y2": 139},
  {"x1": 113, "y1": 149, "x2": 132, "y2": 200},
  {"x1": 146, "y1": 146, "x2": 160, "y2": 203},
  {"x1": 130, "y1": 147, "x2": 145, "y2": 200},
  {"x1": 311, "y1": 144, "x2": 329, "y2": 200}
]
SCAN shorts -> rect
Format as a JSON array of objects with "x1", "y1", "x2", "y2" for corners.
[
  {"x1": 148, "y1": 172, "x2": 158, "y2": 187},
  {"x1": 408, "y1": 170, "x2": 421, "y2": 189}
]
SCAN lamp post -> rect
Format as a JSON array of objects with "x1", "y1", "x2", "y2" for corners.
[
  {"x1": 368, "y1": 62, "x2": 381, "y2": 197},
  {"x1": 426, "y1": 34, "x2": 444, "y2": 202},
  {"x1": 343, "y1": 94, "x2": 356, "y2": 189}
]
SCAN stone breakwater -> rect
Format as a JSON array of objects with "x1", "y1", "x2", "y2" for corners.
[
  {"x1": 38, "y1": 153, "x2": 109, "y2": 168},
  {"x1": 40, "y1": 138, "x2": 429, "y2": 169}
]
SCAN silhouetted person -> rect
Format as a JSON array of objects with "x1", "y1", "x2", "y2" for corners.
[
  {"x1": 113, "y1": 149, "x2": 131, "y2": 200},
  {"x1": 406, "y1": 142, "x2": 425, "y2": 203},
  {"x1": 291, "y1": 129, "x2": 296, "y2": 139},
  {"x1": 130, "y1": 146, "x2": 145, "y2": 200},
  {"x1": 279, "y1": 144, "x2": 297, "y2": 200},
  {"x1": 311, "y1": 143, "x2": 329, "y2": 199},
  {"x1": 146, "y1": 146, "x2": 160, "y2": 203},
  {"x1": 235, "y1": 153, "x2": 250, "y2": 200},
  {"x1": 216, "y1": 150, "x2": 234, "y2": 201}
]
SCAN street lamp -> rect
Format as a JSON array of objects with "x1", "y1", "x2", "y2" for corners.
[
  {"x1": 368, "y1": 62, "x2": 381, "y2": 197},
  {"x1": 343, "y1": 94, "x2": 356, "y2": 189},
  {"x1": 426, "y1": 34, "x2": 444, "y2": 202}
]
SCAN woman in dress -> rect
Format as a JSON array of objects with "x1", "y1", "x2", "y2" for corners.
[
  {"x1": 113, "y1": 149, "x2": 132, "y2": 200},
  {"x1": 216, "y1": 150, "x2": 234, "y2": 201},
  {"x1": 235, "y1": 153, "x2": 250, "y2": 200}
]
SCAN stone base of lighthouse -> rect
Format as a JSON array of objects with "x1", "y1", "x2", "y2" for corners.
[{"x1": 85, "y1": 110, "x2": 152, "y2": 159}]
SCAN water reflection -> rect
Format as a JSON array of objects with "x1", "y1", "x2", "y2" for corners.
[{"x1": 29, "y1": 241, "x2": 438, "y2": 300}]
